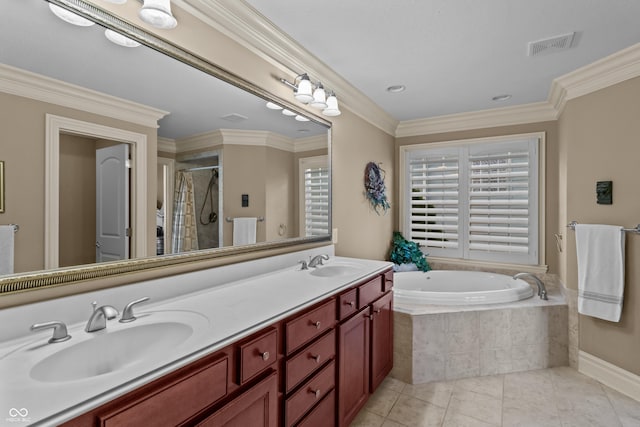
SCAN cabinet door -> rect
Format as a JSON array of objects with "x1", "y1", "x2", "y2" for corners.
[
  {"x1": 198, "y1": 372, "x2": 278, "y2": 427},
  {"x1": 337, "y1": 306, "x2": 370, "y2": 427},
  {"x1": 370, "y1": 291, "x2": 393, "y2": 392}
]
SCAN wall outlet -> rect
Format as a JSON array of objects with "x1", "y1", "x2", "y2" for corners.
[{"x1": 332, "y1": 228, "x2": 338, "y2": 244}]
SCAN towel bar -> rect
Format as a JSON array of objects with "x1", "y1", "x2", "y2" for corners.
[
  {"x1": 567, "y1": 220, "x2": 640, "y2": 234},
  {"x1": 225, "y1": 217, "x2": 265, "y2": 223}
]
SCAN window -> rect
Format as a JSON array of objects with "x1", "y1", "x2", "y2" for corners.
[
  {"x1": 299, "y1": 156, "x2": 329, "y2": 237},
  {"x1": 402, "y1": 134, "x2": 541, "y2": 265}
]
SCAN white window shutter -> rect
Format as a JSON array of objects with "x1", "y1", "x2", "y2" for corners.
[
  {"x1": 467, "y1": 140, "x2": 537, "y2": 263},
  {"x1": 303, "y1": 164, "x2": 329, "y2": 236},
  {"x1": 407, "y1": 150, "x2": 460, "y2": 256}
]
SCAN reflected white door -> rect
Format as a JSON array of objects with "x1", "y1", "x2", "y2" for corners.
[{"x1": 96, "y1": 144, "x2": 130, "y2": 262}]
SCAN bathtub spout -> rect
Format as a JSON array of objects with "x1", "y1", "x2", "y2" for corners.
[{"x1": 513, "y1": 273, "x2": 548, "y2": 300}]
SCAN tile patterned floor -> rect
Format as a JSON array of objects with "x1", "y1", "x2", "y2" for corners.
[{"x1": 350, "y1": 367, "x2": 640, "y2": 427}]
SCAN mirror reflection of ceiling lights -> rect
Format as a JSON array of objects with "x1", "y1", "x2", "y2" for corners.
[{"x1": 49, "y1": 0, "x2": 177, "y2": 47}]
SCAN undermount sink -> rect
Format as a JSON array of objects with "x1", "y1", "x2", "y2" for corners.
[
  {"x1": 30, "y1": 311, "x2": 208, "y2": 383},
  {"x1": 309, "y1": 263, "x2": 360, "y2": 278}
]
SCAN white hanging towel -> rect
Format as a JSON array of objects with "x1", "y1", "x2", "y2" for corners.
[
  {"x1": 232, "y1": 217, "x2": 257, "y2": 246},
  {"x1": 575, "y1": 224, "x2": 625, "y2": 322},
  {"x1": 0, "y1": 225, "x2": 15, "y2": 275}
]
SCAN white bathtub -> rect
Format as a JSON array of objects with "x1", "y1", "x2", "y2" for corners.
[{"x1": 393, "y1": 270, "x2": 534, "y2": 305}]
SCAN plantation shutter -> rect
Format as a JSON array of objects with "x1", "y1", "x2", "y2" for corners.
[
  {"x1": 303, "y1": 164, "x2": 329, "y2": 236},
  {"x1": 407, "y1": 149, "x2": 461, "y2": 257},
  {"x1": 467, "y1": 140, "x2": 537, "y2": 263}
]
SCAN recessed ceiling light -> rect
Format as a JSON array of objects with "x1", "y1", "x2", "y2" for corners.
[
  {"x1": 386, "y1": 85, "x2": 406, "y2": 93},
  {"x1": 492, "y1": 94, "x2": 512, "y2": 102}
]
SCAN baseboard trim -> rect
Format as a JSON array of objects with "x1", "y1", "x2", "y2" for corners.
[{"x1": 579, "y1": 350, "x2": 640, "y2": 401}]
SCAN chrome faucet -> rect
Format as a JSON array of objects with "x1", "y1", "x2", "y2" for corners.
[
  {"x1": 308, "y1": 254, "x2": 330, "y2": 268},
  {"x1": 120, "y1": 297, "x2": 150, "y2": 323},
  {"x1": 85, "y1": 302, "x2": 119, "y2": 332},
  {"x1": 30, "y1": 321, "x2": 72, "y2": 343},
  {"x1": 513, "y1": 272, "x2": 548, "y2": 300}
]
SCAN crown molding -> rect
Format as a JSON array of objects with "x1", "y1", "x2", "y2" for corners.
[
  {"x1": 395, "y1": 102, "x2": 558, "y2": 138},
  {"x1": 160, "y1": 129, "x2": 325, "y2": 154},
  {"x1": 294, "y1": 134, "x2": 329, "y2": 153},
  {"x1": 549, "y1": 42, "x2": 640, "y2": 113},
  {"x1": 176, "y1": 0, "x2": 398, "y2": 136},
  {"x1": 0, "y1": 63, "x2": 168, "y2": 129}
]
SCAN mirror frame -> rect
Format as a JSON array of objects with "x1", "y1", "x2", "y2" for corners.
[{"x1": 0, "y1": 0, "x2": 332, "y2": 296}]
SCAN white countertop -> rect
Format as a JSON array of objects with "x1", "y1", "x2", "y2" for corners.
[{"x1": 0, "y1": 255, "x2": 392, "y2": 426}]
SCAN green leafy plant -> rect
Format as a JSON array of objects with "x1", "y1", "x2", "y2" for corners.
[{"x1": 388, "y1": 231, "x2": 431, "y2": 272}]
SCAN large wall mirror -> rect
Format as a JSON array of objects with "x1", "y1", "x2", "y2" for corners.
[{"x1": 0, "y1": 0, "x2": 331, "y2": 295}]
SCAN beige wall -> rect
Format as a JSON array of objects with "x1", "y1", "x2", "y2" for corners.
[
  {"x1": 0, "y1": 91, "x2": 158, "y2": 273},
  {"x1": 558, "y1": 76, "x2": 640, "y2": 375},
  {"x1": 59, "y1": 134, "x2": 97, "y2": 267},
  {"x1": 265, "y1": 147, "x2": 294, "y2": 242},
  {"x1": 395, "y1": 121, "x2": 560, "y2": 273},
  {"x1": 332, "y1": 109, "x2": 396, "y2": 260}
]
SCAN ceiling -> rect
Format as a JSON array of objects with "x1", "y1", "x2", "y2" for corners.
[{"x1": 243, "y1": 0, "x2": 640, "y2": 122}]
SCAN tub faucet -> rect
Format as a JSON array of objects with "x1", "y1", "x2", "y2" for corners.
[
  {"x1": 85, "y1": 302, "x2": 119, "y2": 332},
  {"x1": 513, "y1": 272, "x2": 548, "y2": 300},
  {"x1": 308, "y1": 254, "x2": 330, "y2": 268}
]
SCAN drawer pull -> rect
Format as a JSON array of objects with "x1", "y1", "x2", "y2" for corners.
[
  {"x1": 311, "y1": 321, "x2": 321, "y2": 329},
  {"x1": 309, "y1": 354, "x2": 321, "y2": 364},
  {"x1": 309, "y1": 388, "x2": 321, "y2": 399},
  {"x1": 344, "y1": 301, "x2": 355, "y2": 307},
  {"x1": 373, "y1": 308, "x2": 381, "y2": 314},
  {"x1": 260, "y1": 351, "x2": 270, "y2": 361}
]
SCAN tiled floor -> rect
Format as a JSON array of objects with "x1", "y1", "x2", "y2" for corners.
[{"x1": 350, "y1": 367, "x2": 640, "y2": 426}]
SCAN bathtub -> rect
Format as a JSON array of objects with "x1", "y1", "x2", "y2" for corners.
[{"x1": 393, "y1": 270, "x2": 534, "y2": 305}]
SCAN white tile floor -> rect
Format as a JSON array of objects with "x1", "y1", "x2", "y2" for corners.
[{"x1": 350, "y1": 367, "x2": 640, "y2": 427}]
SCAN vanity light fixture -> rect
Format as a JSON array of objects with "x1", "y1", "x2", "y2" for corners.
[
  {"x1": 281, "y1": 109, "x2": 296, "y2": 117},
  {"x1": 280, "y1": 73, "x2": 342, "y2": 117},
  {"x1": 265, "y1": 102, "x2": 283, "y2": 110},
  {"x1": 295, "y1": 115, "x2": 310, "y2": 122},
  {"x1": 138, "y1": 0, "x2": 178, "y2": 30}
]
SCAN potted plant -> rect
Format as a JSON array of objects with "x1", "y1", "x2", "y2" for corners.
[{"x1": 388, "y1": 231, "x2": 431, "y2": 272}]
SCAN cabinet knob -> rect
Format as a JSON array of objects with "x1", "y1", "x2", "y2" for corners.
[
  {"x1": 345, "y1": 301, "x2": 355, "y2": 307},
  {"x1": 309, "y1": 354, "x2": 321, "y2": 364},
  {"x1": 260, "y1": 351, "x2": 270, "y2": 361},
  {"x1": 309, "y1": 388, "x2": 321, "y2": 399},
  {"x1": 373, "y1": 308, "x2": 381, "y2": 314},
  {"x1": 311, "y1": 321, "x2": 321, "y2": 329}
]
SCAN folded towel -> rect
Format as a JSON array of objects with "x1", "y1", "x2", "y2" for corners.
[
  {"x1": 575, "y1": 224, "x2": 625, "y2": 322},
  {"x1": 0, "y1": 225, "x2": 15, "y2": 275},
  {"x1": 232, "y1": 217, "x2": 257, "y2": 246}
]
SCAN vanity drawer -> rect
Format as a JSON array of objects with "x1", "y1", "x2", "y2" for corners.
[
  {"x1": 238, "y1": 328, "x2": 278, "y2": 385},
  {"x1": 285, "y1": 329, "x2": 336, "y2": 393},
  {"x1": 285, "y1": 360, "x2": 335, "y2": 427},
  {"x1": 100, "y1": 355, "x2": 228, "y2": 427},
  {"x1": 286, "y1": 300, "x2": 336, "y2": 354},
  {"x1": 383, "y1": 270, "x2": 394, "y2": 292},
  {"x1": 358, "y1": 275, "x2": 384, "y2": 309},
  {"x1": 338, "y1": 288, "x2": 358, "y2": 320},
  {"x1": 296, "y1": 389, "x2": 335, "y2": 427}
]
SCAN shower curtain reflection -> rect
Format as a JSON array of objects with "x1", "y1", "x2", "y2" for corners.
[{"x1": 172, "y1": 171, "x2": 199, "y2": 253}]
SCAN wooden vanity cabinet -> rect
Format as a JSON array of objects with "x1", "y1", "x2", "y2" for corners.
[
  {"x1": 60, "y1": 268, "x2": 393, "y2": 427},
  {"x1": 337, "y1": 269, "x2": 394, "y2": 427}
]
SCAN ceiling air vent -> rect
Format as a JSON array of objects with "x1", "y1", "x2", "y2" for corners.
[
  {"x1": 220, "y1": 113, "x2": 248, "y2": 122},
  {"x1": 527, "y1": 32, "x2": 576, "y2": 57}
]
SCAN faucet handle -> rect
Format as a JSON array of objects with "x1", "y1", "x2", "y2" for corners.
[
  {"x1": 120, "y1": 297, "x2": 150, "y2": 323},
  {"x1": 31, "y1": 321, "x2": 71, "y2": 344},
  {"x1": 299, "y1": 260, "x2": 309, "y2": 270}
]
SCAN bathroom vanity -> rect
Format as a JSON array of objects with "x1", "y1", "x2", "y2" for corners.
[{"x1": 0, "y1": 250, "x2": 392, "y2": 427}]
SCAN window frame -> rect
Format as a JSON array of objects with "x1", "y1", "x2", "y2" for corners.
[{"x1": 399, "y1": 132, "x2": 546, "y2": 268}]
